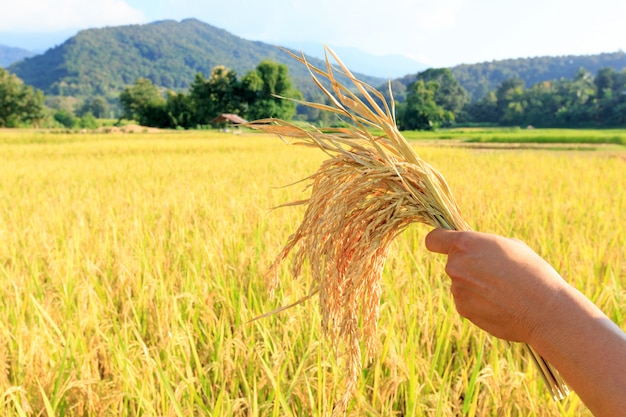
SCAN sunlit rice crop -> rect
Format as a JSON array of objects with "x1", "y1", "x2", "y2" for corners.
[
  {"x1": 0, "y1": 122, "x2": 624, "y2": 415},
  {"x1": 247, "y1": 47, "x2": 569, "y2": 414}
]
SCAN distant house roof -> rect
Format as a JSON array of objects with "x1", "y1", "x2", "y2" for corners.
[{"x1": 210, "y1": 113, "x2": 248, "y2": 125}]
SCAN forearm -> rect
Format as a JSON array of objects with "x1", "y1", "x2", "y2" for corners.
[
  {"x1": 423, "y1": 229, "x2": 626, "y2": 415},
  {"x1": 529, "y1": 284, "x2": 626, "y2": 416}
]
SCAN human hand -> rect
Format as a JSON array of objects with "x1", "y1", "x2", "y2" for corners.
[
  {"x1": 424, "y1": 228, "x2": 567, "y2": 344},
  {"x1": 426, "y1": 229, "x2": 626, "y2": 416}
]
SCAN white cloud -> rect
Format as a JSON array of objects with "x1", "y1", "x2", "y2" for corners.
[{"x1": 0, "y1": 0, "x2": 145, "y2": 32}]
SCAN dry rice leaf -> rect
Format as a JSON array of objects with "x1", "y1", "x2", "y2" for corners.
[{"x1": 247, "y1": 46, "x2": 568, "y2": 415}]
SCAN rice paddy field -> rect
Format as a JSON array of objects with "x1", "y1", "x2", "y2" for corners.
[{"x1": 0, "y1": 128, "x2": 625, "y2": 416}]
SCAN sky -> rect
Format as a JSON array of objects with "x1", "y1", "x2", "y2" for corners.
[{"x1": 1, "y1": 0, "x2": 625, "y2": 67}]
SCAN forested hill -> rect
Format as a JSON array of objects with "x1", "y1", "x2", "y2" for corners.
[
  {"x1": 0, "y1": 44, "x2": 36, "y2": 67},
  {"x1": 7, "y1": 18, "x2": 384, "y2": 99},
  {"x1": 448, "y1": 52, "x2": 626, "y2": 101},
  {"x1": 389, "y1": 52, "x2": 626, "y2": 102},
  {"x1": 368, "y1": 51, "x2": 626, "y2": 104},
  {"x1": 7, "y1": 18, "x2": 626, "y2": 104}
]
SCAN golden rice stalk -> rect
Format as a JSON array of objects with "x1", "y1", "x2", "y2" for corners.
[{"x1": 247, "y1": 46, "x2": 568, "y2": 414}]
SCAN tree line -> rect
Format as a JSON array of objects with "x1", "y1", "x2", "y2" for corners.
[
  {"x1": 449, "y1": 51, "x2": 626, "y2": 102},
  {"x1": 0, "y1": 66, "x2": 112, "y2": 128},
  {"x1": 0, "y1": 60, "x2": 300, "y2": 129},
  {"x1": 1, "y1": 59, "x2": 625, "y2": 130},
  {"x1": 464, "y1": 67, "x2": 626, "y2": 127},
  {"x1": 394, "y1": 66, "x2": 626, "y2": 129},
  {"x1": 0, "y1": 67, "x2": 45, "y2": 127},
  {"x1": 119, "y1": 61, "x2": 299, "y2": 129}
]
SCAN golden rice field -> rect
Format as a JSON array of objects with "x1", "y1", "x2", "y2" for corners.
[{"x1": 0, "y1": 129, "x2": 625, "y2": 416}]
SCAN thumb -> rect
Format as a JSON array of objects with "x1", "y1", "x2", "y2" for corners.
[{"x1": 425, "y1": 228, "x2": 457, "y2": 254}]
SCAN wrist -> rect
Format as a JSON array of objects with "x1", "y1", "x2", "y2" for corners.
[
  {"x1": 525, "y1": 282, "x2": 578, "y2": 355},
  {"x1": 526, "y1": 282, "x2": 608, "y2": 362}
]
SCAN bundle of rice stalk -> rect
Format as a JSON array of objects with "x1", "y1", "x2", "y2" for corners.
[{"x1": 247, "y1": 46, "x2": 568, "y2": 414}]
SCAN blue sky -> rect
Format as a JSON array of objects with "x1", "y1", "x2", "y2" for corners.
[{"x1": 2, "y1": 0, "x2": 625, "y2": 67}]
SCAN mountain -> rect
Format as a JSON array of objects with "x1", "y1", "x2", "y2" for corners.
[
  {"x1": 7, "y1": 18, "x2": 626, "y2": 105},
  {"x1": 0, "y1": 44, "x2": 36, "y2": 67},
  {"x1": 7, "y1": 19, "x2": 385, "y2": 100},
  {"x1": 282, "y1": 42, "x2": 427, "y2": 79}
]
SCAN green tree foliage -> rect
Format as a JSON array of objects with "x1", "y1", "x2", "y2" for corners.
[
  {"x1": 495, "y1": 78, "x2": 525, "y2": 125},
  {"x1": 450, "y1": 52, "x2": 626, "y2": 102},
  {"x1": 397, "y1": 80, "x2": 453, "y2": 130},
  {"x1": 465, "y1": 67, "x2": 626, "y2": 127},
  {"x1": 118, "y1": 60, "x2": 301, "y2": 129},
  {"x1": 45, "y1": 96, "x2": 81, "y2": 113},
  {"x1": 416, "y1": 68, "x2": 469, "y2": 115},
  {"x1": 594, "y1": 68, "x2": 626, "y2": 125},
  {"x1": 595, "y1": 67, "x2": 615, "y2": 100},
  {"x1": 163, "y1": 91, "x2": 195, "y2": 128},
  {"x1": 243, "y1": 60, "x2": 300, "y2": 120},
  {"x1": 53, "y1": 109, "x2": 77, "y2": 128},
  {"x1": 78, "y1": 96, "x2": 110, "y2": 118},
  {"x1": 395, "y1": 68, "x2": 462, "y2": 130},
  {"x1": 466, "y1": 91, "x2": 499, "y2": 123},
  {"x1": 53, "y1": 108, "x2": 101, "y2": 129},
  {"x1": 553, "y1": 69, "x2": 596, "y2": 126},
  {"x1": 189, "y1": 66, "x2": 245, "y2": 124},
  {"x1": 390, "y1": 51, "x2": 626, "y2": 106},
  {"x1": 0, "y1": 67, "x2": 45, "y2": 127},
  {"x1": 79, "y1": 111, "x2": 99, "y2": 129},
  {"x1": 119, "y1": 77, "x2": 165, "y2": 123}
]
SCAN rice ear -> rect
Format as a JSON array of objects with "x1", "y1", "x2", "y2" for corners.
[{"x1": 247, "y1": 45, "x2": 568, "y2": 413}]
